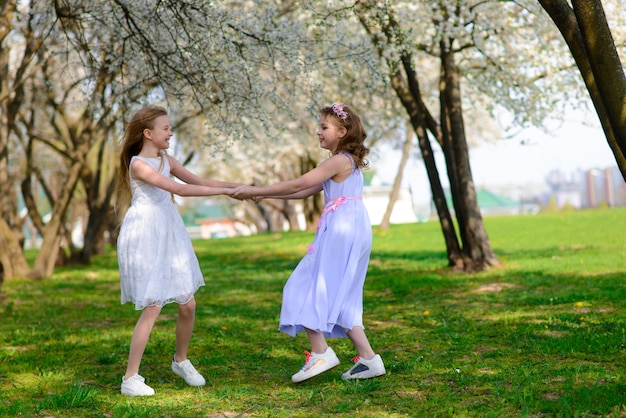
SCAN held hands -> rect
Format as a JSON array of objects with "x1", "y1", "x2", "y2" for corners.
[{"x1": 232, "y1": 185, "x2": 263, "y2": 202}]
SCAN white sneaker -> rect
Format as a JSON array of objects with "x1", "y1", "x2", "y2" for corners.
[
  {"x1": 171, "y1": 357, "x2": 206, "y2": 386},
  {"x1": 341, "y1": 354, "x2": 386, "y2": 380},
  {"x1": 121, "y1": 374, "x2": 155, "y2": 396},
  {"x1": 291, "y1": 347, "x2": 340, "y2": 383}
]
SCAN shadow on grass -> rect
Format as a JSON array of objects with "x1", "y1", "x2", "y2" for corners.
[{"x1": 2, "y1": 215, "x2": 626, "y2": 416}]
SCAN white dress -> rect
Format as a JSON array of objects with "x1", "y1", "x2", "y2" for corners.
[
  {"x1": 118, "y1": 155, "x2": 205, "y2": 310},
  {"x1": 279, "y1": 154, "x2": 372, "y2": 338}
]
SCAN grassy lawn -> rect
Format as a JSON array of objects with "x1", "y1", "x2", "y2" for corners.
[{"x1": 1, "y1": 207, "x2": 626, "y2": 417}]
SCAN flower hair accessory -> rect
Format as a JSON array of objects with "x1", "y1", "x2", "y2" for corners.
[{"x1": 331, "y1": 103, "x2": 348, "y2": 120}]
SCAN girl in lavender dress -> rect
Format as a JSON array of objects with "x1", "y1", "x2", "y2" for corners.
[{"x1": 233, "y1": 103, "x2": 386, "y2": 382}]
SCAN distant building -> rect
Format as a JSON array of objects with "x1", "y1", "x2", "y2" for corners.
[
  {"x1": 481, "y1": 166, "x2": 626, "y2": 210},
  {"x1": 581, "y1": 166, "x2": 626, "y2": 208},
  {"x1": 363, "y1": 175, "x2": 419, "y2": 225},
  {"x1": 181, "y1": 198, "x2": 250, "y2": 239},
  {"x1": 441, "y1": 189, "x2": 540, "y2": 217}
]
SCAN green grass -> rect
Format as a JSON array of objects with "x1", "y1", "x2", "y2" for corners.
[{"x1": 1, "y1": 207, "x2": 626, "y2": 417}]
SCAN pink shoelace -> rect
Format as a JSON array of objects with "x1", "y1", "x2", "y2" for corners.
[{"x1": 299, "y1": 350, "x2": 313, "y2": 370}]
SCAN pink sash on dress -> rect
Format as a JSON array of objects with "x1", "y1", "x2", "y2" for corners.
[{"x1": 317, "y1": 196, "x2": 362, "y2": 230}]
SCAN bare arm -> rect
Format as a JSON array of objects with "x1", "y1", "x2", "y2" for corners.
[
  {"x1": 233, "y1": 154, "x2": 350, "y2": 200},
  {"x1": 168, "y1": 155, "x2": 244, "y2": 188},
  {"x1": 246, "y1": 184, "x2": 323, "y2": 199},
  {"x1": 131, "y1": 159, "x2": 234, "y2": 197}
]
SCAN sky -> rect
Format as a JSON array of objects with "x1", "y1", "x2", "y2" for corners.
[{"x1": 371, "y1": 110, "x2": 620, "y2": 205}]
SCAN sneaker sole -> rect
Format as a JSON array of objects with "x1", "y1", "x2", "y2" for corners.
[{"x1": 121, "y1": 389, "x2": 155, "y2": 396}]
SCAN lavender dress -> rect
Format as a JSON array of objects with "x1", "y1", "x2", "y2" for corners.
[
  {"x1": 118, "y1": 155, "x2": 205, "y2": 310},
  {"x1": 279, "y1": 154, "x2": 372, "y2": 338}
]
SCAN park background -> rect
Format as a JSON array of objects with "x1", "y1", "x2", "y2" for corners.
[
  {"x1": 2, "y1": 1, "x2": 625, "y2": 277},
  {"x1": 1, "y1": 1, "x2": 626, "y2": 416}
]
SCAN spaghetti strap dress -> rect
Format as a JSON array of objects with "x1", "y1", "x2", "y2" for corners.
[
  {"x1": 279, "y1": 153, "x2": 372, "y2": 338},
  {"x1": 118, "y1": 155, "x2": 205, "y2": 310}
]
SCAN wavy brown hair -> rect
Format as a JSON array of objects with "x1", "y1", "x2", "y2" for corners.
[
  {"x1": 320, "y1": 104, "x2": 369, "y2": 169},
  {"x1": 114, "y1": 106, "x2": 168, "y2": 224}
]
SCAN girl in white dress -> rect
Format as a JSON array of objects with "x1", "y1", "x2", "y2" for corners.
[
  {"x1": 233, "y1": 103, "x2": 386, "y2": 383},
  {"x1": 115, "y1": 106, "x2": 241, "y2": 396}
]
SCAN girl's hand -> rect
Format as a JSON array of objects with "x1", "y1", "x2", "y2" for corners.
[{"x1": 232, "y1": 185, "x2": 258, "y2": 200}]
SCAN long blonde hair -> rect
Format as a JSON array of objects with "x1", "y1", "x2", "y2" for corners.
[{"x1": 114, "y1": 106, "x2": 168, "y2": 224}]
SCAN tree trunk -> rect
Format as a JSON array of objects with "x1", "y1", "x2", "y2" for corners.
[
  {"x1": 571, "y1": 0, "x2": 626, "y2": 177},
  {"x1": 259, "y1": 199, "x2": 301, "y2": 231},
  {"x1": 254, "y1": 202, "x2": 273, "y2": 232},
  {"x1": 440, "y1": 44, "x2": 499, "y2": 271},
  {"x1": 379, "y1": 122, "x2": 413, "y2": 231},
  {"x1": 0, "y1": 218, "x2": 30, "y2": 279},
  {"x1": 358, "y1": 0, "x2": 463, "y2": 267},
  {"x1": 80, "y1": 168, "x2": 117, "y2": 262},
  {"x1": 356, "y1": 2, "x2": 496, "y2": 271},
  {"x1": 80, "y1": 203, "x2": 110, "y2": 261},
  {"x1": 299, "y1": 155, "x2": 323, "y2": 232},
  {"x1": 393, "y1": 56, "x2": 462, "y2": 267},
  {"x1": 538, "y1": 0, "x2": 626, "y2": 180},
  {"x1": 268, "y1": 208, "x2": 285, "y2": 232},
  {"x1": 24, "y1": 141, "x2": 85, "y2": 278},
  {"x1": 0, "y1": 2, "x2": 15, "y2": 234},
  {"x1": 0, "y1": 0, "x2": 31, "y2": 283},
  {"x1": 356, "y1": 2, "x2": 461, "y2": 267},
  {"x1": 282, "y1": 200, "x2": 301, "y2": 231}
]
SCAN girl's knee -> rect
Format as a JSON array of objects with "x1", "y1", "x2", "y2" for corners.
[
  {"x1": 179, "y1": 298, "x2": 196, "y2": 314},
  {"x1": 141, "y1": 305, "x2": 162, "y2": 319}
]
